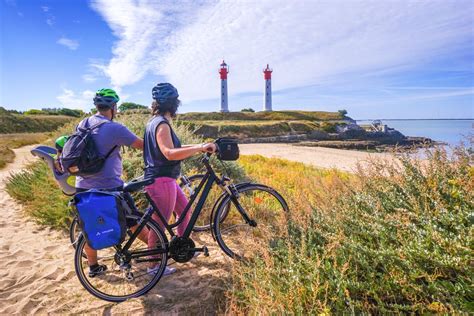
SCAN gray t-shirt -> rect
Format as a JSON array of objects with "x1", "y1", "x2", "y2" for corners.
[{"x1": 75, "y1": 114, "x2": 138, "y2": 189}]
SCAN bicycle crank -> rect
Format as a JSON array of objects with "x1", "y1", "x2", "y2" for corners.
[{"x1": 169, "y1": 237, "x2": 208, "y2": 263}]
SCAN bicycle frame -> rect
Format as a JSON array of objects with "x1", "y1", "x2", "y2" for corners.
[{"x1": 120, "y1": 153, "x2": 227, "y2": 255}]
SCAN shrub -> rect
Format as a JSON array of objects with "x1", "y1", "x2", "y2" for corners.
[
  {"x1": 338, "y1": 109, "x2": 348, "y2": 116},
  {"x1": 228, "y1": 146, "x2": 473, "y2": 314},
  {"x1": 24, "y1": 109, "x2": 46, "y2": 115},
  {"x1": 241, "y1": 108, "x2": 255, "y2": 112},
  {"x1": 119, "y1": 102, "x2": 148, "y2": 112}
]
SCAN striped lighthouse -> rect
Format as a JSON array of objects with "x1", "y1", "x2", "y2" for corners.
[
  {"x1": 263, "y1": 64, "x2": 273, "y2": 111},
  {"x1": 219, "y1": 60, "x2": 229, "y2": 112}
]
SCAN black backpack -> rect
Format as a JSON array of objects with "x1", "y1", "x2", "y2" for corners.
[{"x1": 59, "y1": 118, "x2": 117, "y2": 175}]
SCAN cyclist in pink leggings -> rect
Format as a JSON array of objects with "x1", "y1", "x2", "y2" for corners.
[{"x1": 143, "y1": 83, "x2": 216, "y2": 276}]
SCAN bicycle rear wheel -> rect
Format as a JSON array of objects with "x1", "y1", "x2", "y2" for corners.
[
  {"x1": 69, "y1": 217, "x2": 81, "y2": 249},
  {"x1": 213, "y1": 184, "x2": 289, "y2": 260},
  {"x1": 74, "y1": 215, "x2": 168, "y2": 302}
]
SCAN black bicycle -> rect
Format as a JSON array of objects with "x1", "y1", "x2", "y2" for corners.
[{"x1": 74, "y1": 151, "x2": 289, "y2": 302}]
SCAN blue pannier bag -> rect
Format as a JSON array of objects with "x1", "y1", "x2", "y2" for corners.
[{"x1": 73, "y1": 190, "x2": 127, "y2": 250}]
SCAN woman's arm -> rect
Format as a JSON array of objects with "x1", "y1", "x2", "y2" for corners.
[{"x1": 156, "y1": 124, "x2": 215, "y2": 160}]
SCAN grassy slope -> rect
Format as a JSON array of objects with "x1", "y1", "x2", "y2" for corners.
[
  {"x1": 0, "y1": 133, "x2": 51, "y2": 168},
  {"x1": 178, "y1": 110, "x2": 345, "y2": 121},
  {"x1": 228, "y1": 150, "x2": 473, "y2": 314},
  {"x1": 0, "y1": 112, "x2": 73, "y2": 134},
  {"x1": 176, "y1": 111, "x2": 346, "y2": 139}
]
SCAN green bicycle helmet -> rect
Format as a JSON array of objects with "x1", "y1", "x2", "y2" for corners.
[
  {"x1": 55, "y1": 135, "x2": 69, "y2": 152},
  {"x1": 93, "y1": 88, "x2": 120, "y2": 108}
]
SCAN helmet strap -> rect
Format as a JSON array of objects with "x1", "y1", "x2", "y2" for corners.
[{"x1": 111, "y1": 103, "x2": 117, "y2": 121}]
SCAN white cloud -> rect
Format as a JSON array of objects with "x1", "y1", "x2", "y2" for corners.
[
  {"x1": 57, "y1": 89, "x2": 95, "y2": 111},
  {"x1": 57, "y1": 37, "x2": 79, "y2": 50},
  {"x1": 41, "y1": 6, "x2": 49, "y2": 12},
  {"x1": 81, "y1": 59, "x2": 107, "y2": 83},
  {"x1": 91, "y1": 0, "x2": 474, "y2": 102},
  {"x1": 46, "y1": 18, "x2": 55, "y2": 26},
  {"x1": 82, "y1": 74, "x2": 97, "y2": 83}
]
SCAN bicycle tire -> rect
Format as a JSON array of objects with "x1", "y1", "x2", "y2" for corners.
[
  {"x1": 74, "y1": 215, "x2": 169, "y2": 302},
  {"x1": 213, "y1": 184, "x2": 289, "y2": 260},
  {"x1": 69, "y1": 217, "x2": 81, "y2": 249}
]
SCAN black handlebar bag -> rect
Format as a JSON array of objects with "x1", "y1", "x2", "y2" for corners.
[{"x1": 215, "y1": 137, "x2": 240, "y2": 161}]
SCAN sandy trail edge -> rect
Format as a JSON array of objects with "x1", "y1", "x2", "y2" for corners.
[
  {"x1": 240, "y1": 143, "x2": 393, "y2": 172},
  {"x1": 0, "y1": 146, "x2": 230, "y2": 315}
]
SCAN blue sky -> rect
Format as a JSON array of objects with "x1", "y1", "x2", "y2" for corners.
[{"x1": 1, "y1": 0, "x2": 473, "y2": 119}]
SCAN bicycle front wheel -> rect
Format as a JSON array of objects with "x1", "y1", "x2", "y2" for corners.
[
  {"x1": 74, "y1": 215, "x2": 168, "y2": 302},
  {"x1": 213, "y1": 184, "x2": 289, "y2": 260}
]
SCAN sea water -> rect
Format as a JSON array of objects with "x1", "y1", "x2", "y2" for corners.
[{"x1": 356, "y1": 119, "x2": 473, "y2": 146}]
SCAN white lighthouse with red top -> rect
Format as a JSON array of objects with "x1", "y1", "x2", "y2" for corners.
[
  {"x1": 263, "y1": 64, "x2": 273, "y2": 111},
  {"x1": 219, "y1": 60, "x2": 229, "y2": 112}
]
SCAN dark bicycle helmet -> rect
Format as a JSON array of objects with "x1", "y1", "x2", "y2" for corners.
[
  {"x1": 152, "y1": 83, "x2": 179, "y2": 103},
  {"x1": 93, "y1": 88, "x2": 120, "y2": 108}
]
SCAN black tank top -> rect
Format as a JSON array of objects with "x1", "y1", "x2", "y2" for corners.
[{"x1": 144, "y1": 116, "x2": 182, "y2": 179}]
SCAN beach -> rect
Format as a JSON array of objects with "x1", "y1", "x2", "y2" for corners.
[{"x1": 239, "y1": 143, "x2": 393, "y2": 172}]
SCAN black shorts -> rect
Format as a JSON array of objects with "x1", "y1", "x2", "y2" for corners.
[{"x1": 75, "y1": 187, "x2": 141, "y2": 227}]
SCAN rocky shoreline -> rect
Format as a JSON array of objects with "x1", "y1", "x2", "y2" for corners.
[{"x1": 238, "y1": 123, "x2": 437, "y2": 152}]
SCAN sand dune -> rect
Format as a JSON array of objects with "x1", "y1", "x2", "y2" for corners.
[{"x1": 0, "y1": 146, "x2": 231, "y2": 314}]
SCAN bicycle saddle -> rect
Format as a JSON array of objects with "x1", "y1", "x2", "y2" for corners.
[{"x1": 123, "y1": 177, "x2": 154, "y2": 192}]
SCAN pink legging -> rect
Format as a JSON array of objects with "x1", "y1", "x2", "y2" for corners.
[{"x1": 146, "y1": 177, "x2": 190, "y2": 249}]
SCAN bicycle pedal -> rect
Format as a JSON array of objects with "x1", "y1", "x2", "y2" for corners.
[{"x1": 193, "y1": 246, "x2": 209, "y2": 257}]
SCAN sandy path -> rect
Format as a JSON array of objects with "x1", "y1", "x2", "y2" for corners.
[
  {"x1": 240, "y1": 143, "x2": 392, "y2": 172},
  {"x1": 0, "y1": 146, "x2": 230, "y2": 315}
]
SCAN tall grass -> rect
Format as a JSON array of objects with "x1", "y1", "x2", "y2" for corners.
[
  {"x1": 6, "y1": 162, "x2": 71, "y2": 228},
  {"x1": 228, "y1": 147, "x2": 473, "y2": 314}
]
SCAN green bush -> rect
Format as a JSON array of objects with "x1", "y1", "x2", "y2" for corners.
[
  {"x1": 41, "y1": 108, "x2": 85, "y2": 117},
  {"x1": 24, "y1": 109, "x2": 46, "y2": 115},
  {"x1": 119, "y1": 102, "x2": 148, "y2": 112}
]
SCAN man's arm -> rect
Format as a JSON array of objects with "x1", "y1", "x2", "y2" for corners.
[{"x1": 131, "y1": 138, "x2": 144, "y2": 150}]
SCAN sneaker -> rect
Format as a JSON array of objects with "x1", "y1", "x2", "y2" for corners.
[
  {"x1": 147, "y1": 266, "x2": 176, "y2": 276},
  {"x1": 89, "y1": 264, "x2": 107, "y2": 278}
]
